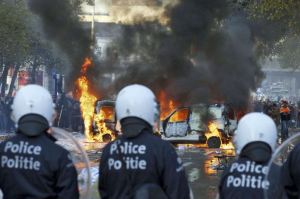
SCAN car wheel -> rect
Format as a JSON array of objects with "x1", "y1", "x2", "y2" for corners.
[
  {"x1": 102, "y1": 134, "x2": 112, "y2": 143},
  {"x1": 207, "y1": 136, "x2": 221, "y2": 148}
]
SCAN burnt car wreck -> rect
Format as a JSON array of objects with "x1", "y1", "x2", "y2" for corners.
[
  {"x1": 90, "y1": 100, "x2": 119, "y2": 142},
  {"x1": 160, "y1": 103, "x2": 239, "y2": 148}
]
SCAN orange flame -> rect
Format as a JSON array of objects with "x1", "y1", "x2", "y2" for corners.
[
  {"x1": 206, "y1": 122, "x2": 222, "y2": 139},
  {"x1": 76, "y1": 58, "x2": 115, "y2": 142},
  {"x1": 221, "y1": 141, "x2": 235, "y2": 149},
  {"x1": 178, "y1": 122, "x2": 235, "y2": 149},
  {"x1": 158, "y1": 91, "x2": 177, "y2": 120},
  {"x1": 92, "y1": 108, "x2": 116, "y2": 142}
]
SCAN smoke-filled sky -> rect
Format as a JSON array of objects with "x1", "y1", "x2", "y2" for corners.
[
  {"x1": 112, "y1": 0, "x2": 266, "y2": 108},
  {"x1": 27, "y1": 0, "x2": 273, "y2": 108}
]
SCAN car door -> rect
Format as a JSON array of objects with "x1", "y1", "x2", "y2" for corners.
[
  {"x1": 227, "y1": 106, "x2": 238, "y2": 135},
  {"x1": 164, "y1": 107, "x2": 189, "y2": 137}
]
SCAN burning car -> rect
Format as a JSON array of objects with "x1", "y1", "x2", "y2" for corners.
[
  {"x1": 90, "y1": 100, "x2": 118, "y2": 142},
  {"x1": 160, "y1": 103, "x2": 238, "y2": 148}
]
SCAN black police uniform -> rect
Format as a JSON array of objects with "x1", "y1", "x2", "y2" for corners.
[
  {"x1": 219, "y1": 144, "x2": 286, "y2": 199},
  {"x1": 280, "y1": 141, "x2": 300, "y2": 198},
  {"x1": 98, "y1": 118, "x2": 190, "y2": 199},
  {"x1": 0, "y1": 132, "x2": 79, "y2": 199},
  {"x1": 219, "y1": 157, "x2": 271, "y2": 199}
]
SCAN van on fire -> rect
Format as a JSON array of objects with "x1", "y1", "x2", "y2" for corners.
[{"x1": 159, "y1": 103, "x2": 239, "y2": 148}]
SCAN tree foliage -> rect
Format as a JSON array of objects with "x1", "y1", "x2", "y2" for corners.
[
  {"x1": 278, "y1": 36, "x2": 300, "y2": 70},
  {"x1": 0, "y1": 0, "x2": 69, "y2": 96},
  {"x1": 232, "y1": 0, "x2": 300, "y2": 33},
  {"x1": 231, "y1": 0, "x2": 300, "y2": 70}
]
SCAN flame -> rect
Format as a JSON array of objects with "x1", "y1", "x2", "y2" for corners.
[
  {"x1": 169, "y1": 108, "x2": 189, "y2": 122},
  {"x1": 158, "y1": 91, "x2": 177, "y2": 120},
  {"x1": 184, "y1": 143, "x2": 207, "y2": 148},
  {"x1": 92, "y1": 108, "x2": 116, "y2": 142},
  {"x1": 75, "y1": 65, "x2": 97, "y2": 141},
  {"x1": 76, "y1": 58, "x2": 115, "y2": 142},
  {"x1": 206, "y1": 122, "x2": 222, "y2": 139},
  {"x1": 173, "y1": 122, "x2": 236, "y2": 149},
  {"x1": 221, "y1": 141, "x2": 235, "y2": 149},
  {"x1": 207, "y1": 122, "x2": 235, "y2": 149}
]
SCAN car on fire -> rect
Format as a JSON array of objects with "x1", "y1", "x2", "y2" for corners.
[
  {"x1": 159, "y1": 103, "x2": 239, "y2": 148},
  {"x1": 90, "y1": 100, "x2": 119, "y2": 142}
]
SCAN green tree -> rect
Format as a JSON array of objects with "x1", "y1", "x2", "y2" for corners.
[
  {"x1": 231, "y1": 0, "x2": 300, "y2": 70},
  {"x1": 278, "y1": 35, "x2": 300, "y2": 70},
  {"x1": 0, "y1": 0, "x2": 31, "y2": 96},
  {"x1": 232, "y1": 0, "x2": 300, "y2": 32}
]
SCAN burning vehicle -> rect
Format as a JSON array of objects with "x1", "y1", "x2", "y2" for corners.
[
  {"x1": 90, "y1": 100, "x2": 118, "y2": 142},
  {"x1": 160, "y1": 103, "x2": 238, "y2": 148}
]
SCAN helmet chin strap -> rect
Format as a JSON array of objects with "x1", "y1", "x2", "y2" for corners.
[{"x1": 18, "y1": 114, "x2": 49, "y2": 137}]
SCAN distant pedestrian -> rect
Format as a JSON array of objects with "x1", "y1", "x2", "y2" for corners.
[
  {"x1": 70, "y1": 103, "x2": 81, "y2": 132},
  {"x1": 269, "y1": 103, "x2": 280, "y2": 127},
  {"x1": 280, "y1": 101, "x2": 290, "y2": 140}
]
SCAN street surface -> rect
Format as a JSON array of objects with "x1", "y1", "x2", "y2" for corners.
[{"x1": 177, "y1": 147, "x2": 236, "y2": 199}]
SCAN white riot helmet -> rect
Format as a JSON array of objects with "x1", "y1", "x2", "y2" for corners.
[
  {"x1": 11, "y1": 84, "x2": 55, "y2": 127},
  {"x1": 233, "y1": 112, "x2": 277, "y2": 154},
  {"x1": 116, "y1": 84, "x2": 160, "y2": 127}
]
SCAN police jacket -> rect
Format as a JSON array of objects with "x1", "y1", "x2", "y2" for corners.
[
  {"x1": 0, "y1": 131, "x2": 79, "y2": 199},
  {"x1": 280, "y1": 142, "x2": 300, "y2": 198},
  {"x1": 219, "y1": 156, "x2": 286, "y2": 199},
  {"x1": 98, "y1": 129, "x2": 190, "y2": 199}
]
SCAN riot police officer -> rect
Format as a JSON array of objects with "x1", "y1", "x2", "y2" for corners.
[
  {"x1": 98, "y1": 84, "x2": 191, "y2": 199},
  {"x1": 219, "y1": 113, "x2": 285, "y2": 199},
  {"x1": 0, "y1": 85, "x2": 79, "y2": 198}
]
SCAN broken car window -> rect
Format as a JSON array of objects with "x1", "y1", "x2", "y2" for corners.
[
  {"x1": 209, "y1": 107, "x2": 222, "y2": 119},
  {"x1": 169, "y1": 108, "x2": 189, "y2": 122},
  {"x1": 228, "y1": 107, "x2": 235, "y2": 120},
  {"x1": 191, "y1": 107, "x2": 222, "y2": 120}
]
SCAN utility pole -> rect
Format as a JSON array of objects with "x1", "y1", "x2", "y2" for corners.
[{"x1": 91, "y1": 0, "x2": 95, "y2": 40}]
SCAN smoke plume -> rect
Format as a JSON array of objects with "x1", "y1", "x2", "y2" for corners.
[
  {"x1": 26, "y1": 0, "x2": 109, "y2": 99},
  {"x1": 112, "y1": 0, "x2": 266, "y2": 108},
  {"x1": 27, "y1": 0, "x2": 272, "y2": 110}
]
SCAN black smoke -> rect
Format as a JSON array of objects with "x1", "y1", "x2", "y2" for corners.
[
  {"x1": 27, "y1": 0, "x2": 272, "y2": 109},
  {"x1": 26, "y1": 0, "x2": 109, "y2": 99},
  {"x1": 112, "y1": 0, "x2": 267, "y2": 108}
]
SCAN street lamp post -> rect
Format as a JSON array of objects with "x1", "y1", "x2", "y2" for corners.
[{"x1": 91, "y1": 0, "x2": 95, "y2": 40}]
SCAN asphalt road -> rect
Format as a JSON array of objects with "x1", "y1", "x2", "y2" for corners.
[{"x1": 177, "y1": 147, "x2": 236, "y2": 199}]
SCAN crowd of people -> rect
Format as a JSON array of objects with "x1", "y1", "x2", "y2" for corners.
[
  {"x1": 52, "y1": 93, "x2": 83, "y2": 133},
  {"x1": 252, "y1": 99, "x2": 300, "y2": 141}
]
